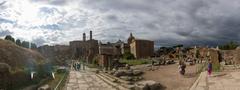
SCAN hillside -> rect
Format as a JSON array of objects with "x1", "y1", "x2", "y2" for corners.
[
  {"x1": 0, "y1": 39, "x2": 45, "y2": 72},
  {"x1": 0, "y1": 39, "x2": 47, "y2": 89}
]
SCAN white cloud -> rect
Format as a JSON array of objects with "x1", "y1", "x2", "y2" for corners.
[{"x1": 0, "y1": 0, "x2": 240, "y2": 47}]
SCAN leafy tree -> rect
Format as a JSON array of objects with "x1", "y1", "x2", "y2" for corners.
[
  {"x1": 31, "y1": 43, "x2": 37, "y2": 49},
  {"x1": 123, "y1": 51, "x2": 135, "y2": 60},
  {"x1": 21, "y1": 41, "x2": 30, "y2": 48},
  {"x1": 172, "y1": 44, "x2": 183, "y2": 48},
  {"x1": 155, "y1": 47, "x2": 174, "y2": 56},
  {"x1": 4, "y1": 35, "x2": 15, "y2": 43},
  {"x1": 15, "y1": 39, "x2": 21, "y2": 46},
  {"x1": 21, "y1": 41, "x2": 37, "y2": 49},
  {"x1": 219, "y1": 41, "x2": 238, "y2": 50}
]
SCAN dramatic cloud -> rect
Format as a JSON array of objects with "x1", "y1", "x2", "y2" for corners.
[{"x1": 0, "y1": 0, "x2": 239, "y2": 47}]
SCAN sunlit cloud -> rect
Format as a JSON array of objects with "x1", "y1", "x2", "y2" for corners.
[{"x1": 0, "y1": 0, "x2": 239, "y2": 47}]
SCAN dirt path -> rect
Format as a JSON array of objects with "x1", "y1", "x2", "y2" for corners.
[{"x1": 143, "y1": 64, "x2": 198, "y2": 90}]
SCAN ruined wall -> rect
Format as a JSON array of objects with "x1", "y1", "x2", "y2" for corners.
[
  {"x1": 234, "y1": 48, "x2": 240, "y2": 64},
  {"x1": 38, "y1": 45, "x2": 71, "y2": 65},
  {"x1": 130, "y1": 39, "x2": 154, "y2": 59},
  {"x1": 220, "y1": 50, "x2": 234, "y2": 64},
  {"x1": 69, "y1": 40, "x2": 99, "y2": 63},
  {"x1": 209, "y1": 49, "x2": 220, "y2": 64}
]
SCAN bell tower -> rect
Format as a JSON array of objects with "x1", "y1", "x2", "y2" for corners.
[
  {"x1": 83, "y1": 33, "x2": 86, "y2": 41},
  {"x1": 90, "y1": 31, "x2": 92, "y2": 40}
]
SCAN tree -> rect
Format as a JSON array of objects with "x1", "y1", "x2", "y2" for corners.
[
  {"x1": 15, "y1": 39, "x2": 21, "y2": 46},
  {"x1": 21, "y1": 41, "x2": 38, "y2": 49},
  {"x1": 155, "y1": 47, "x2": 174, "y2": 56},
  {"x1": 123, "y1": 51, "x2": 135, "y2": 60},
  {"x1": 173, "y1": 44, "x2": 183, "y2": 48},
  {"x1": 31, "y1": 43, "x2": 37, "y2": 49},
  {"x1": 219, "y1": 41, "x2": 239, "y2": 50},
  {"x1": 21, "y1": 41, "x2": 30, "y2": 48},
  {"x1": 4, "y1": 35, "x2": 15, "y2": 43}
]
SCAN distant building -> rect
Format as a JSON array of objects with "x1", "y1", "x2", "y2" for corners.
[
  {"x1": 128, "y1": 33, "x2": 154, "y2": 59},
  {"x1": 37, "y1": 45, "x2": 71, "y2": 65},
  {"x1": 69, "y1": 31, "x2": 98, "y2": 63}
]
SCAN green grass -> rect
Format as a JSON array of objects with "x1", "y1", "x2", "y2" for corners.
[
  {"x1": 87, "y1": 64, "x2": 98, "y2": 68},
  {"x1": 44, "y1": 70, "x2": 69, "y2": 90},
  {"x1": 213, "y1": 63, "x2": 220, "y2": 72},
  {"x1": 119, "y1": 59, "x2": 151, "y2": 66}
]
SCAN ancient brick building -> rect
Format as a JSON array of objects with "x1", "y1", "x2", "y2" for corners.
[
  {"x1": 128, "y1": 34, "x2": 154, "y2": 59},
  {"x1": 98, "y1": 42, "x2": 122, "y2": 70},
  {"x1": 69, "y1": 31, "x2": 99, "y2": 63}
]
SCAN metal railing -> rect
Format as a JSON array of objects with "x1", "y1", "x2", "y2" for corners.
[{"x1": 54, "y1": 70, "x2": 69, "y2": 90}]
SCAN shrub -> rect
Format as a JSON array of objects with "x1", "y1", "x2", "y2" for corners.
[{"x1": 123, "y1": 52, "x2": 135, "y2": 60}]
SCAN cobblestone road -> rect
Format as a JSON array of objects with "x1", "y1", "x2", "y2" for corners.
[{"x1": 66, "y1": 70, "x2": 116, "y2": 90}]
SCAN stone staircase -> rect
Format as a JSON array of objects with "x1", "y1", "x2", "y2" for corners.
[{"x1": 96, "y1": 72, "x2": 129, "y2": 90}]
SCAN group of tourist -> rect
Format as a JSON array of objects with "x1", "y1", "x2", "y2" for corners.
[
  {"x1": 73, "y1": 61, "x2": 85, "y2": 71},
  {"x1": 178, "y1": 59, "x2": 213, "y2": 76}
]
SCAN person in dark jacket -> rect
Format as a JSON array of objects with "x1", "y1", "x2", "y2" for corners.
[{"x1": 179, "y1": 61, "x2": 186, "y2": 75}]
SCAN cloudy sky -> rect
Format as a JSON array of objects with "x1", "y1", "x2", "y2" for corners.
[{"x1": 0, "y1": 0, "x2": 239, "y2": 47}]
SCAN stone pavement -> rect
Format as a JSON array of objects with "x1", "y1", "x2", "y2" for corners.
[
  {"x1": 190, "y1": 71, "x2": 208, "y2": 90},
  {"x1": 190, "y1": 71, "x2": 240, "y2": 90},
  {"x1": 208, "y1": 71, "x2": 240, "y2": 90},
  {"x1": 65, "y1": 70, "x2": 116, "y2": 90}
]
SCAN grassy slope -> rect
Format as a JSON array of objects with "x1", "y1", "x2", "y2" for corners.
[
  {"x1": 0, "y1": 39, "x2": 46, "y2": 89},
  {"x1": 0, "y1": 39, "x2": 45, "y2": 72}
]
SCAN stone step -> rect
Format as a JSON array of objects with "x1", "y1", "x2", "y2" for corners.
[
  {"x1": 96, "y1": 73, "x2": 127, "y2": 90},
  {"x1": 104, "y1": 73, "x2": 130, "y2": 84},
  {"x1": 101, "y1": 73, "x2": 134, "y2": 89}
]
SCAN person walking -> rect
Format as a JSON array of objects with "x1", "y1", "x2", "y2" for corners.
[
  {"x1": 73, "y1": 62, "x2": 76, "y2": 71},
  {"x1": 179, "y1": 61, "x2": 186, "y2": 75},
  {"x1": 79, "y1": 61, "x2": 81, "y2": 70},
  {"x1": 208, "y1": 61, "x2": 212, "y2": 76},
  {"x1": 151, "y1": 59, "x2": 155, "y2": 71},
  {"x1": 82, "y1": 62, "x2": 85, "y2": 70}
]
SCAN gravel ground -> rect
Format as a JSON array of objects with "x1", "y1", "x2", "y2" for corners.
[{"x1": 142, "y1": 64, "x2": 198, "y2": 90}]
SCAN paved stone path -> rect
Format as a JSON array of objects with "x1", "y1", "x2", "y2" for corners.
[
  {"x1": 208, "y1": 71, "x2": 240, "y2": 90},
  {"x1": 66, "y1": 70, "x2": 116, "y2": 90},
  {"x1": 190, "y1": 71, "x2": 240, "y2": 90}
]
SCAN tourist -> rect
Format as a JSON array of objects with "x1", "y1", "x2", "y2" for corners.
[
  {"x1": 75, "y1": 62, "x2": 78, "y2": 71},
  {"x1": 82, "y1": 62, "x2": 85, "y2": 70},
  {"x1": 208, "y1": 61, "x2": 212, "y2": 76},
  {"x1": 151, "y1": 60, "x2": 154, "y2": 70},
  {"x1": 77, "y1": 62, "x2": 81, "y2": 71},
  {"x1": 179, "y1": 61, "x2": 186, "y2": 75},
  {"x1": 73, "y1": 62, "x2": 76, "y2": 71},
  {"x1": 79, "y1": 62, "x2": 81, "y2": 70}
]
